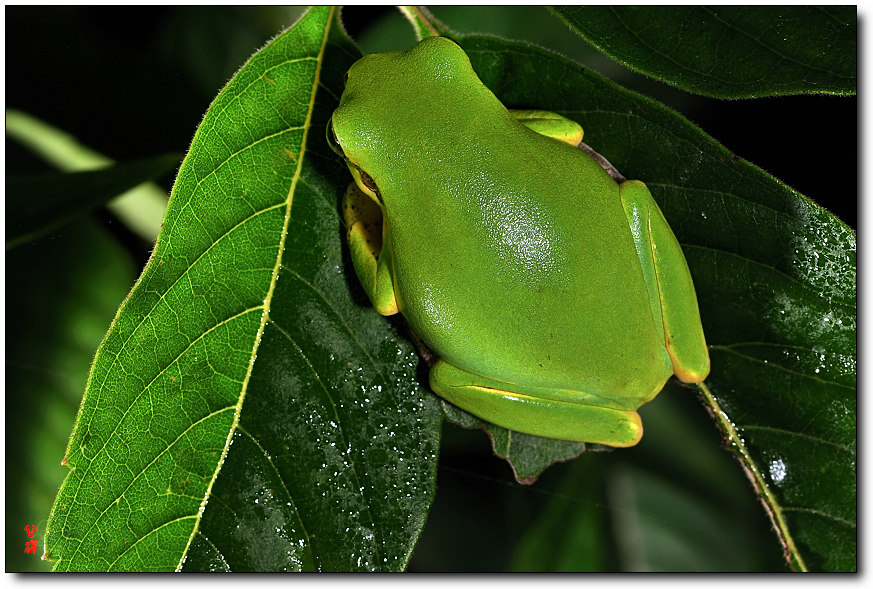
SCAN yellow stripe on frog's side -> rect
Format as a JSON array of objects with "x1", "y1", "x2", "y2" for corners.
[{"x1": 430, "y1": 359, "x2": 643, "y2": 447}]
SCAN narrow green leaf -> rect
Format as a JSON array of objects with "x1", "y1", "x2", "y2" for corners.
[
  {"x1": 454, "y1": 34, "x2": 854, "y2": 571},
  {"x1": 551, "y1": 6, "x2": 857, "y2": 98},
  {"x1": 509, "y1": 457, "x2": 606, "y2": 571},
  {"x1": 606, "y1": 462, "x2": 760, "y2": 571},
  {"x1": 44, "y1": 6, "x2": 441, "y2": 572},
  {"x1": 397, "y1": 6, "x2": 449, "y2": 40},
  {"x1": 6, "y1": 109, "x2": 170, "y2": 242},
  {"x1": 6, "y1": 154, "x2": 179, "y2": 249}
]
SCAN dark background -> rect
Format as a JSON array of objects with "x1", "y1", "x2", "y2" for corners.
[{"x1": 6, "y1": 6, "x2": 855, "y2": 572}]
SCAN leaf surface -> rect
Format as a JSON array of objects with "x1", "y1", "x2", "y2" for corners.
[
  {"x1": 551, "y1": 6, "x2": 857, "y2": 98},
  {"x1": 44, "y1": 7, "x2": 441, "y2": 572}
]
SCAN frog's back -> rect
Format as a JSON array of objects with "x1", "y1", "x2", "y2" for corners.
[{"x1": 388, "y1": 124, "x2": 673, "y2": 408}]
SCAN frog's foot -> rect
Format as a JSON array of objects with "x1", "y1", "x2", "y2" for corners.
[
  {"x1": 510, "y1": 109, "x2": 584, "y2": 146},
  {"x1": 429, "y1": 360, "x2": 643, "y2": 447}
]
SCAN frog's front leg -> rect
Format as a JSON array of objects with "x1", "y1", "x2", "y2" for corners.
[
  {"x1": 342, "y1": 183, "x2": 398, "y2": 315},
  {"x1": 510, "y1": 110, "x2": 584, "y2": 146},
  {"x1": 429, "y1": 360, "x2": 643, "y2": 447},
  {"x1": 618, "y1": 180, "x2": 710, "y2": 383}
]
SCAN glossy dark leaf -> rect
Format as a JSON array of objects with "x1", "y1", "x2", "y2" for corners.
[
  {"x1": 44, "y1": 7, "x2": 441, "y2": 572},
  {"x1": 5, "y1": 153, "x2": 179, "y2": 249},
  {"x1": 440, "y1": 402, "x2": 587, "y2": 484},
  {"x1": 551, "y1": 6, "x2": 857, "y2": 98},
  {"x1": 451, "y1": 34, "x2": 854, "y2": 571}
]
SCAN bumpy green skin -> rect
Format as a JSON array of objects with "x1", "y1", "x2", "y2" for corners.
[{"x1": 329, "y1": 37, "x2": 709, "y2": 447}]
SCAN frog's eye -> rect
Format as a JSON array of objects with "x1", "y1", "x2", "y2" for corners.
[{"x1": 356, "y1": 168, "x2": 382, "y2": 203}]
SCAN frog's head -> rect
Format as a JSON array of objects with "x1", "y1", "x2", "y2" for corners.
[{"x1": 327, "y1": 36, "x2": 504, "y2": 205}]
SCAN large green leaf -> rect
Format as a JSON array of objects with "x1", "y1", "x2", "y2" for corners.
[
  {"x1": 551, "y1": 6, "x2": 857, "y2": 98},
  {"x1": 449, "y1": 34, "x2": 854, "y2": 571},
  {"x1": 44, "y1": 7, "x2": 441, "y2": 572}
]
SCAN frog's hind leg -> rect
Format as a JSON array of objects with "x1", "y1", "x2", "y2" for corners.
[
  {"x1": 618, "y1": 180, "x2": 710, "y2": 383},
  {"x1": 429, "y1": 360, "x2": 643, "y2": 447}
]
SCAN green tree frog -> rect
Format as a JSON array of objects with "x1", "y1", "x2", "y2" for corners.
[{"x1": 328, "y1": 37, "x2": 710, "y2": 447}]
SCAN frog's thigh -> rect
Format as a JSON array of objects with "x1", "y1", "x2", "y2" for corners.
[
  {"x1": 510, "y1": 109, "x2": 584, "y2": 146},
  {"x1": 618, "y1": 180, "x2": 710, "y2": 383},
  {"x1": 430, "y1": 360, "x2": 643, "y2": 447},
  {"x1": 342, "y1": 184, "x2": 398, "y2": 315}
]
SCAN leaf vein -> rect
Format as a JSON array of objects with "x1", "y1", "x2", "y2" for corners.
[
  {"x1": 87, "y1": 199, "x2": 285, "y2": 401},
  {"x1": 267, "y1": 321, "x2": 380, "y2": 567},
  {"x1": 67, "y1": 305, "x2": 265, "y2": 521},
  {"x1": 108, "y1": 515, "x2": 198, "y2": 571},
  {"x1": 681, "y1": 243, "x2": 856, "y2": 311},
  {"x1": 68, "y1": 406, "x2": 236, "y2": 565},
  {"x1": 177, "y1": 6, "x2": 338, "y2": 571},
  {"x1": 277, "y1": 265, "x2": 393, "y2": 389},
  {"x1": 189, "y1": 125, "x2": 305, "y2": 195},
  {"x1": 710, "y1": 343, "x2": 854, "y2": 390},
  {"x1": 780, "y1": 506, "x2": 856, "y2": 528},
  {"x1": 235, "y1": 422, "x2": 314, "y2": 561},
  {"x1": 739, "y1": 423, "x2": 854, "y2": 453}
]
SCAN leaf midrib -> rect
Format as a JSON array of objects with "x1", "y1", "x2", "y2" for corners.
[{"x1": 177, "y1": 7, "x2": 337, "y2": 571}]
